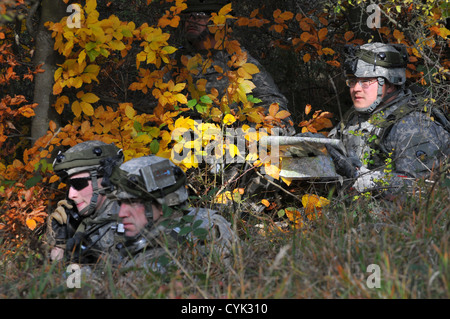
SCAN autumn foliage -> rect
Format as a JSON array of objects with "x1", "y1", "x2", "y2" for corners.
[{"x1": 0, "y1": 0, "x2": 448, "y2": 240}]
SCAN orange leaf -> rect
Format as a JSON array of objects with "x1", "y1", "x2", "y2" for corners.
[
  {"x1": 49, "y1": 175, "x2": 60, "y2": 183},
  {"x1": 305, "y1": 104, "x2": 312, "y2": 115},
  {"x1": 344, "y1": 31, "x2": 354, "y2": 42},
  {"x1": 303, "y1": 53, "x2": 311, "y2": 63},
  {"x1": 26, "y1": 218, "x2": 37, "y2": 231},
  {"x1": 261, "y1": 199, "x2": 270, "y2": 207},
  {"x1": 274, "y1": 24, "x2": 284, "y2": 33},
  {"x1": 268, "y1": 103, "x2": 279, "y2": 117},
  {"x1": 318, "y1": 28, "x2": 328, "y2": 42},
  {"x1": 275, "y1": 110, "x2": 291, "y2": 120}
]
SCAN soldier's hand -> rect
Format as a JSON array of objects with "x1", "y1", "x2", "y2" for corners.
[
  {"x1": 325, "y1": 144, "x2": 361, "y2": 178},
  {"x1": 50, "y1": 199, "x2": 73, "y2": 225},
  {"x1": 46, "y1": 199, "x2": 72, "y2": 250}
]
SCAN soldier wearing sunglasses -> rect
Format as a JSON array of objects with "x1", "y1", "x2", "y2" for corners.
[{"x1": 46, "y1": 140, "x2": 124, "y2": 263}]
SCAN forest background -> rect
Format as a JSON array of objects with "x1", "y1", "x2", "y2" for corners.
[{"x1": 0, "y1": 0, "x2": 449, "y2": 299}]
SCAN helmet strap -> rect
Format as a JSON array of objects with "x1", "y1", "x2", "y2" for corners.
[
  {"x1": 78, "y1": 170, "x2": 101, "y2": 217},
  {"x1": 355, "y1": 77, "x2": 385, "y2": 114}
]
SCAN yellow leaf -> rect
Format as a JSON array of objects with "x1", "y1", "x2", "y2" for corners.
[
  {"x1": 264, "y1": 163, "x2": 280, "y2": 179},
  {"x1": 162, "y1": 46, "x2": 177, "y2": 54},
  {"x1": 223, "y1": 114, "x2": 236, "y2": 125},
  {"x1": 26, "y1": 218, "x2": 37, "y2": 231},
  {"x1": 285, "y1": 207, "x2": 302, "y2": 224},
  {"x1": 261, "y1": 199, "x2": 270, "y2": 207},
  {"x1": 218, "y1": 2, "x2": 233, "y2": 16},
  {"x1": 109, "y1": 40, "x2": 126, "y2": 51},
  {"x1": 242, "y1": 63, "x2": 260, "y2": 75},
  {"x1": 72, "y1": 101, "x2": 82, "y2": 117},
  {"x1": 81, "y1": 101, "x2": 94, "y2": 116},
  {"x1": 124, "y1": 104, "x2": 136, "y2": 119},
  {"x1": 281, "y1": 176, "x2": 292, "y2": 186},
  {"x1": 49, "y1": 175, "x2": 60, "y2": 183},
  {"x1": 228, "y1": 143, "x2": 239, "y2": 158},
  {"x1": 175, "y1": 93, "x2": 188, "y2": 104},
  {"x1": 55, "y1": 95, "x2": 69, "y2": 114},
  {"x1": 301, "y1": 194, "x2": 330, "y2": 214},
  {"x1": 81, "y1": 92, "x2": 100, "y2": 104},
  {"x1": 85, "y1": 0, "x2": 97, "y2": 15}
]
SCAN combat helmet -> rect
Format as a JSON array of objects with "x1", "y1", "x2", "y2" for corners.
[
  {"x1": 53, "y1": 140, "x2": 124, "y2": 216},
  {"x1": 110, "y1": 155, "x2": 188, "y2": 207},
  {"x1": 344, "y1": 42, "x2": 409, "y2": 113},
  {"x1": 184, "y1": 0, "x2": 230, "y2": 13}
]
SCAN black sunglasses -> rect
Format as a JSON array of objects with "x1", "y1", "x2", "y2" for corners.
[{"x1": 68, "y1": 177, "x2": 91, "y2": 191}]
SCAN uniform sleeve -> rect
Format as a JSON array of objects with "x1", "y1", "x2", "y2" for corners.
[
  {"x1": 382, "y1": 111, "x2": 450, "y2": 180},
  {"x1": 245, "y1": 53, "x2": 295, "y2": 135}
]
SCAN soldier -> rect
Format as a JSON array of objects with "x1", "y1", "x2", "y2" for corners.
[
  {"x1": 166, "y1": 0, "x2": 295, "y2": 135},
  {"x1": 106, "y1": 155, "x2": 237, "y2": 270},
  {"x1": 46, "y1": 140, "x2": 124, "y2": 263},
  {"x1": 326, "y1": 42, "x2": 450, "y2": 197}
]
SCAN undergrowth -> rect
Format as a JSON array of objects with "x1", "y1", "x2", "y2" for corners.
[{"x1": 1, "y1": 174, "x2": 449, "y2": 299}]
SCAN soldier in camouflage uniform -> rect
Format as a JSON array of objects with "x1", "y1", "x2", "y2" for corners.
[
  {"x1": 326, "y1": 43, "x2": 450, "y2": 197},
  {"x1": 46, "y1": 141, "x2": 124, "y2": 263},
  {"x1": 105, "y1": 155, "x2": 237, "y2": 270},
  {"x1": 166, "y1": 0, "x2": 295, "y2": 135}
]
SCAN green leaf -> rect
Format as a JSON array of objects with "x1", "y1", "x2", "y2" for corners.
[
  {"x1": 182, "y1": 215, "x2": 195, "y2": 223},
  {"x1": 193, "y1": 228, "x2": 208, "y2": 239},
  {"x1": 150, "y1": 139, "x2": 159, "y2": 154},
  {"x1": 87, "y1": 50, "x2": 100, "y2": 62},
  {"x1": 25, "y1": 175, "x2": 43, "y2": 189},
  {"x1": 187, "y1": 99, "x2": 197, "y2": 109},
  {"x1": 121, "y1": 29, "x2": 133, "y2": 37},
  {"x1": 178, "y1": 226, "x2": 192, "y2": 236},
  {"x1": 133, "y1": 121, "x2": 142, "y2": 131},
  {"x1": 85, "y1": 42, "x2": 97, "y2": 51},
  {"x1": 157, "y1": 254, "x2": 170, "y2": 267},
  {"x1": 192, "y1": 220, "x2": 204, "y2": 229},
  {"x1": 200, "y1": 95, "x2": 213, "y2": 104},
  {"x1": 196, "y1": 104, "x2": 207, "y2": 113}
]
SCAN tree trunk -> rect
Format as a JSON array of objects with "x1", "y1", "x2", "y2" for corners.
[{"x1": 31, "y1": 0, "x2": 66, "y2": 142}]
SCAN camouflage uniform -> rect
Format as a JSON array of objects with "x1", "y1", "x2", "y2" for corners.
[
  {"x1": 164, "y1": 0, "x2": 295, "y2": 135},
  {"x1": 106, "y1": 155, "x2": 237, "y2": 271},
  {"x1": 46, "y1": 141, "x2": 124, "y2": 264},
  {"x1": 328, "y1": 43, "x2": 450, "y2": 196}
]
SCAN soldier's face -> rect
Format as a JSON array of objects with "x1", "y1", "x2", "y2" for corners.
[
  {"x1": 118, "y1": 201, "x2": 162, "y2": 237},
  {"x1": 118, "y1": 201, "x2": 148, "y2": 237},
  {"x1": 184, "y1": 12, "x2": 210, "y2": 42},
  {"x1": 349, "y1": 77, "x2": 386, "y2": 110},
  {"x1": 68, "y1": 172, "x2": 105, "y2": 215}
]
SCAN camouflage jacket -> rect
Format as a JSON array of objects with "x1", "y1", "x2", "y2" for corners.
[
  {"x1": 166, "y1": 46, "x2": 295, "y2": 135},
  {"x1": 46, "y1": 198, "x2": 121, "y2": 264},
  {"x1": 116, "y1": 207, "x2": 235, "y2": 272},
  {"x1": 329, "y1": 89, "x2": 450, "y2": 194}
]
